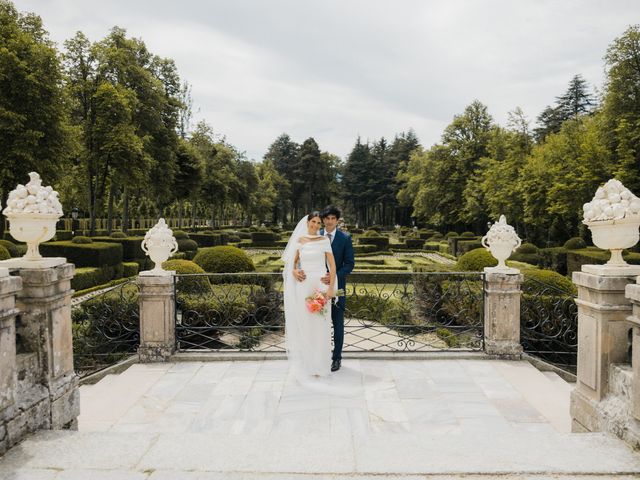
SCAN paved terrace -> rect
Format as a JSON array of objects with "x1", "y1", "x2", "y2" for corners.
[{"x1": 2, "y1": 358, "x2": 640, "y2": 479}]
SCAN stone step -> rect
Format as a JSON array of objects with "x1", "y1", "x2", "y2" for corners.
[
  {"x1": 1, "y1": 430, "x2": 639, "y2": 476},
  {"x1": 495, "y1": 360, "x2": 572, "y2": 433},
  {"x1": 542, "y1": 370, "x2": 575, "y2": 394}
]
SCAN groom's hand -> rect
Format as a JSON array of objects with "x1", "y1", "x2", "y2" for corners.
[
  {"x1": 320, "y1": 273, "x2": 331, "y2": 285},
  {"x1": 293, "y1": 269, "x2": 306, "y2": 282}
]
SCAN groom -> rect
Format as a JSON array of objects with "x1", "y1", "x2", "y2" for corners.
[{"x1": 320, "y1": 205, "x2": 355, "y2": 372}]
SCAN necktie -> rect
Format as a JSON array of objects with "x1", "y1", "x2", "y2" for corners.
[{"x1": 327, "y1": 232, "x2": 332, "y2": 243}]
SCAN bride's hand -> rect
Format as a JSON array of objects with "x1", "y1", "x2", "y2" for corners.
[{"x1": 325, "y1": 289, "x2": 335, "y2": 299}]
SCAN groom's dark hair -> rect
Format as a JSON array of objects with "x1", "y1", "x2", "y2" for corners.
[{"x1": 321, "y1": 205, "x2": 341, "y2": 219}]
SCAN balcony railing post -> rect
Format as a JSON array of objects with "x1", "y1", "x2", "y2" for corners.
[
  {"x1": 137, "y1": 273, "x2": 175, "y2": 362},
  {"x1": 13, "y1": 263, "x2": 79, "y2": 433},
  {"x1": 570, "y1": 271, "x2": 636, "y2": 433},
  {"x1": 0, "y1": 269, "x2": 22, "y2": 454},
  {"x1": 483, "y1": 272, "x2": 523, "y2": 358}
]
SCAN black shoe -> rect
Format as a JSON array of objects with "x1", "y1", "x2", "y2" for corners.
[{"x1": 331, "y1": 359, "x2": 341, "y2": 372}]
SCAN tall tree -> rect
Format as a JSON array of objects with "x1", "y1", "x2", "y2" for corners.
[
  {"x1": 0, "y1": 1, "x2": 70, "y2": 235},
  {"x1": 263, "y1": 133, "x2": 299, "y2": 221}
]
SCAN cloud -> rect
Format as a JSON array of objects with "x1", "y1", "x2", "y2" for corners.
[{"x1": 14, "y1": 0, "x2": 640, "y2": 160}]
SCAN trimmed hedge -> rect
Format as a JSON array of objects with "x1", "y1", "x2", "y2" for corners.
[
  {"x1": 0, "y1": 240, "x2": 19, "y2": 257},
  {"x1": 55, "y1": 230, "x2": 73, "y2": 241},
  {"x1": 178, "y1": 238, "x2": 198, "y2": 252},
  {"x1": 353, "y1": 244, "x2": 378, "y2": 254},
  {"x1": 516, "y1": 243, "x2": 539, "y2": 254},
  {"x1": 510, "y1": 252, "x2": 542, "y2": 266},
  {"x1": 405, "y1": 238, "x2": 425, "y2": 249},
  {"x1": 445, "y1": 232, "x2": 459, "y2": 239},
  {"x1": 566, "y1": 248, "x2": 640, "y2": 275},
  {"x1": 72, "y1": 236, "x2": 93, "y2": 244},
  {"x1": 40, "y1": 241, "x2": 123, "y2": 267},
  {"x1": 0, "y1": 245, "x2": 9, "y2": 261},
  {"x1": 190, "y1": 233, "x2": 224, "y2": 248},
  {"x1": 123, "y1": 262, "x2": 139, "y2": 277},
  {"x1": 71, "y1": 263, "x2": 124, "y2": 291},
  {"x1": 110, "y1": 231, "x2": 128, "y2": 238},
  {"x1": 460, "y1": 231, "x2": 476, "y2": 238},
  {"x1": 92, "y1": 236, "x2": 144, "y2": 261},
  {"x1": 358, "y1": 236, "x2": 389, "y2": 249},
  {"x1": 522, "y1": 268, "x2": 576, "y2": 295},
  {"x1": 539, "y1": 247, "x2": 568, "y2": 275},
  {"x1": 457, "y1": 239, "x2": 483, "y2": 255},
  {"x1": 250, "y1": 231, "x2": 279, "y2": 244},
  {"x1": 162, "y1": 259, "x2": 211, "y2": 294},
  {"x1": 564, "y1": 237, "x2": 587, "y2": 250},
  {"x1": 456, "y1": 248, "x2": 497, "y2": 271},
  {"x1": 173, "y1": 230, "x2": 190, "y2": 240},
  {"x1": 193, "y1": 246, "x2": 255, "y2": 273}
]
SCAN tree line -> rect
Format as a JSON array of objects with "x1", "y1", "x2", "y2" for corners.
[{"x1": 2, "y1": 0, "x2": 640, "y2": 246}]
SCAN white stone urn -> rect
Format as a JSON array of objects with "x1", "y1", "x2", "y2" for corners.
[
  {"x1": 582, "y1": 179, "x2": 640, "y2": 275},
  {"x1": 1, "y1": 172, "x2": 65, "y2": 267},
  {"x1": 141, "y1": 218, "x2": 178, "y2": 275},
  {"x1": 481, "y1": 215, "x2": 521, "y2": 273}
]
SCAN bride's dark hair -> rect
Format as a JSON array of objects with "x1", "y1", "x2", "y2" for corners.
[{"x1": 306, "y1": 211, "x2": 321, "y2": 221}]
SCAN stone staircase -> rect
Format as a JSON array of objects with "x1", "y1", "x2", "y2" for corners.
[{"x1": 1, "y1": 358, "x2": 640, "y2": 479}]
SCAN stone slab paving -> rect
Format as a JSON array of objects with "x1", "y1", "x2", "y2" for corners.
[{"x1": 1, "y1": 359, "x2": 640, "y2": 478}]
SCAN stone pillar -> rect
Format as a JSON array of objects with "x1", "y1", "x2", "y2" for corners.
[
  {"x1": 625, "y1": 280, "x2": 640, "y2": 420},
  {"x1": 15, "y1": 264, "x2": 79, "y2": 430},
  {"x1": 570, "y1": 271, "x2": 636, "y2": 432},
  {"x1": 0, "y1": 270, "x2": 22, "y2": 455},
  {"x1": 484, "y1": 272, "x2": 524, "y2": 358},
  {"x1": 138, "y1": 274, "x2": 175, "y2": 362}
]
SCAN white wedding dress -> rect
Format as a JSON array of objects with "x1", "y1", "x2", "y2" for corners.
[{"x1": 284, "y1": 236, "x2": 333, "y2": 378}]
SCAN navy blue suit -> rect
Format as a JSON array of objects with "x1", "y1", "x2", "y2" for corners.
[{"x1": 321, "y1": 228, "x2": 355, "y2": 361}]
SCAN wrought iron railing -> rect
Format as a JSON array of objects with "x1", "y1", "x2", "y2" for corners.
[
  {"x1": 520, "y1": 277, "x2": 578, "y2": 373},
  {"x1": 71, "y1": 280, "x2": 140, "y2": 377},
  {"x1": 174, "y1": 272, "x2": 484, "y2": 352}
]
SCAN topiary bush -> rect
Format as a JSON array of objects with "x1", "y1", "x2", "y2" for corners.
[
  {"x1": 72, "y1": 236, "x2": 93, "y2": 244},
  {"x1": 456, "y1": 248, "x2": 498, "y2": 271},
  {"x1": 173, "y1": 230, "x2": 190, "y2": 240},
  {"x1": 363, "y1": 230, "x2": 381, "y2": 237},
  {"x1": 110, "y1": 231, "x2": 128, "y2": 238},
  {"x1": 445, "y1": 232, "x2": 459, "y2": 239},
  {"x1": 522, "y1": 268, "x2": 576, "y2": 295},
  {"x1": 0, "y1": 239, "x2": 19, "y2": 257},
  {"x1": 0, "y1": 245, "x2": 10, "y2": 261},
  {"x1": 358, "y1": 236, "x2": 389, "y2": 249},
  {"x1": 177, "y1": 238, "x2": 198, "y2": 253},
  {"x1": 564, "y1": 237, "x2": 587, "y2": 250},
  {"x1": 92, "y1": 236, "x2": 144, "y2": 261},
  {"x1": 162, "y1": 259, "x2": 211, "y2": 294},
  {"x1": 460, "y1": 231, "x2": 476, "y2": 238},
  {"x1": 193, "y1": 246, "x2": 255, "y2": 273},
  {"x1": 516, "y1": 242, "x2": 539, "y2": 254}
]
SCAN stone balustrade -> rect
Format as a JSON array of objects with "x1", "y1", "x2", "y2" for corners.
[{"x1": 0, "y1": 264, "x2": 79, "y2": 455}]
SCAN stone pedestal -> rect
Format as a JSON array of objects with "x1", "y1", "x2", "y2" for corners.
[
  {"x1": 570, "y1": 270, "x2": 636, "y2": 433},
  {"x1": 483, "y1": 271, "x2": 523, "y2": 358},
  {"x1": 15, "y1": 263, "x2": 79, "y2": 432},
  {"x1": 0, "y1": 274, "x2": 23, "y2": 455},
  {"x1": 138, "y1": 274, "x2": 175, "y2": 362},
  {"x1": 625, "y1": 281, "x2": 640, "y2": 420}
]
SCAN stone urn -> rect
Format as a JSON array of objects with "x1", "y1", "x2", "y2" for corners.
[
  {"x1": 582, "y1": 179, "x2": 640, "y2": 275},
  {"x1": 141, "y1": 218, "x2": 178, "y2": 275},
  {"x1": 481, "y1": 215, "x2": 521, "y2": 273},
  {"x1": 1, "y1": 172, "x2": 64, "y2": 266}
]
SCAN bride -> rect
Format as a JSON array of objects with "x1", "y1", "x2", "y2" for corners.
[{"x1": 282, "y1": 212, "x2": 336, "y2": 379}]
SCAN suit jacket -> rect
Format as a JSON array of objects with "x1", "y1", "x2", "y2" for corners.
[{"x1": 320, "y1": 228, "x2": 355, "y2": 290}]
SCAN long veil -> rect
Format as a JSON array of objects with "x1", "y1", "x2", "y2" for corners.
[
  {"x1": 281, "y1": 216, "x2": 309, "y2": 378},
  {"x1": 281, "y1": 216, "x2": 362, "y2": 397}
]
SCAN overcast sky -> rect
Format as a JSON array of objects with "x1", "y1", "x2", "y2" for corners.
[{"x1": 14, "y1": 0, "x2": 640, "y2": 161}]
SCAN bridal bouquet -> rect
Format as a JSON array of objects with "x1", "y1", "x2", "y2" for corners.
[{"x1": 305, "y1": 288, "x2": 345, "y2": 315}]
